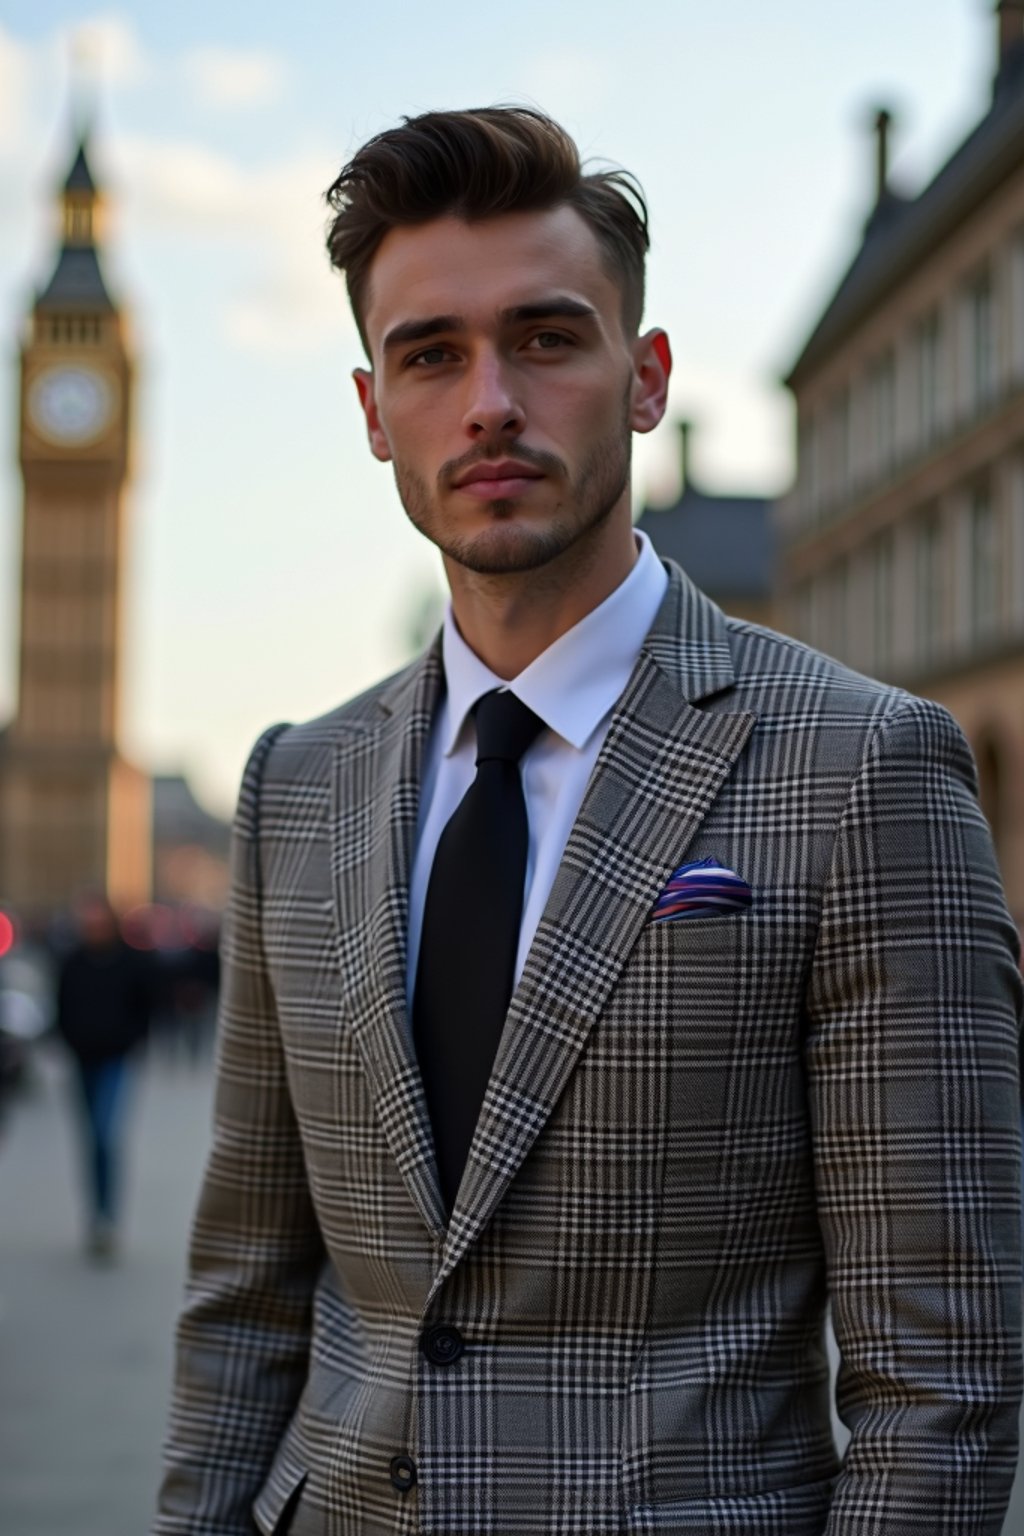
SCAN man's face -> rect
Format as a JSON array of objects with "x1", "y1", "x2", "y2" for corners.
[{"x1": 354, "y1": 205, "x2": 669, "y2": 576}]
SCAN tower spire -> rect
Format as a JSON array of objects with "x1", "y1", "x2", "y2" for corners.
[
  {"x1": 36, "y1": 114, "x2": 114, "y2": 313},
  {"x1": 59, "y1": 24, "x2": 104, "y2": 248},
  {"x1": 60, "y1": 133, "x2": 102, "y2": 248}
]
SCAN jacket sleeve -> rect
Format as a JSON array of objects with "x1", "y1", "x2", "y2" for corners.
[
  {"x1": 806, "y1": 695, "x2": 1023, "y2": 1534},
  {"x1": 154, "y1": 723, "x2": 325, "y2": 1535}
]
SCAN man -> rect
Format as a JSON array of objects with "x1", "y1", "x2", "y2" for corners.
[
  {"x1": 55, "y1": 892, "x2": 151, "y2": 1258},
  {"x1": 155, "y1": 108, "x2": 1022, "y2": 1535}
]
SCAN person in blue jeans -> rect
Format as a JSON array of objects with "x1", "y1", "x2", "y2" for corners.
[{"x1": 55, "y1": 893, "x2": 152, "y2": 1258}]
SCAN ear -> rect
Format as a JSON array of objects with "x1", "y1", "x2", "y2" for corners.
[
  {"x1": 629, "y1": 328, "x2": 672, "y2": 435},
  {"x1": 352, "y1": 368, "x2": 393, "y2": 463}
]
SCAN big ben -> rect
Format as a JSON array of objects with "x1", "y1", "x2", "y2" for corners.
[{"x1": 0, "y1": 125, "x2": 150, "y2": 920}]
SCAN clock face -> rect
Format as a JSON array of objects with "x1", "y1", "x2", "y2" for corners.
[{"x1": 28, "y1": 366, "x2": 114, "y2": 446}]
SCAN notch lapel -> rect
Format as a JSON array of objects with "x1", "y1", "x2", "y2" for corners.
[
  {"x1": 431, "y1": 565, "x2": 757, "y2": 1294},
  {"x1": 330, "y1": 642, "x2": 448, "y2": 1238}
]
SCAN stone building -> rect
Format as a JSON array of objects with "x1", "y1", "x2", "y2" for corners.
[
  {"x1": 0, "y1": 126, "x2": 150, "y2": 922},
  {"x1": 152, "y1": 775, "x2": 231, "y2": 911},
  {"x1": 637, "y1": 422, "x2": 777, "y2": 628},
  {"x1": 779, "y1": 0, "x2": 1024, "y2": 924}
]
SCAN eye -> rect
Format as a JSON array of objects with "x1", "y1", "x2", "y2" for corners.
[
  {"x1": 529, "y1": 331, "x2": 572, "y2": 350},
  {"x1": 408, "y1": 346, "x2": 454, "y2": 367}
]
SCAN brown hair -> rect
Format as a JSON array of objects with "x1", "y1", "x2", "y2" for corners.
[{"x1": 324, "y1": 106, "x2": 650, "y2": 352}]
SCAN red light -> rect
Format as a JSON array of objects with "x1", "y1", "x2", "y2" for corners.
[{"x1": 0, "y1": 912, "x2": 14, "y2": 959}]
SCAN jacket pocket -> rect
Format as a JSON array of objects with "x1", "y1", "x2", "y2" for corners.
[
  {"x1": 252, "y1": 1457, "x2": 309, "y2": 1536},
  {"x1": 627, "y1": 1474, "x2": 835, "y2": 1533}
]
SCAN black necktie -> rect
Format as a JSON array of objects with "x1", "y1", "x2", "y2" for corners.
[{"x1": 413, "y1": 688, "x2": 545, "y2": 1214}]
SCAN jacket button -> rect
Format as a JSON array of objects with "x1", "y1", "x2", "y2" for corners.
[
  {"x1": 389, "y1": 1454, "x2": 417, "y2": 1492},
  {"x1": 421, "y1": 1323, "x2": 465, "y2": 1366}
]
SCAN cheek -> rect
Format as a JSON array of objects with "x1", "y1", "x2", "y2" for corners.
[
  {"x1": 378, "y1": 403, "x2": 428, "y2": 464},
  {"x1": 531, "y1": 374, "x2": 624, "y2": 448},
  {"x1": 381, "y1": 388, "x2": 452, "y2": 451}
]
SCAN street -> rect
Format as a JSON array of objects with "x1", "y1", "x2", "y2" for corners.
[{"x1": 1, "y1": 1043, "x2": 1022, "y2": 1535}]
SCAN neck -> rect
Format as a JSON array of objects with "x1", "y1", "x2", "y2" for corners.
[{"x1": 444, "y1": 502, "x2": 638, "y2": 679}]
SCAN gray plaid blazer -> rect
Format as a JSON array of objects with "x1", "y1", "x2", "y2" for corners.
[{"x1": 155, "y1": 562, "x2": 1022, "y2": 1536}]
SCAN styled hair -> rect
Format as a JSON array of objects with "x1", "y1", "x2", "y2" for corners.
[{"x1": 324, "y1": 106, "x2": 649, "y2": 352}]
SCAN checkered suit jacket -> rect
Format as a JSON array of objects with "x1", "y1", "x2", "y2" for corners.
[{"x1": 155, "y1": 562, "x2": 1022, "y2": 1536}]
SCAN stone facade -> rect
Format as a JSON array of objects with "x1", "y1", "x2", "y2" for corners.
[
  {"x1": 0, "y1": 132, "x2": 151, "y2": 921},
  {"x1": 780, "y1": 3, "x2": 1024, "y2": 925}
]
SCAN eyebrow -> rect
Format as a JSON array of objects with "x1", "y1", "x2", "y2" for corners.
[
  {"x1": 381, "y1": 297, "x2": 598, "y2": 353},
  {"x1": 500, "y1": 297, "x2": 597, "y2": 325},
  {"x1": 382, "y1": 314, "x2": 461, "y2": 352}
]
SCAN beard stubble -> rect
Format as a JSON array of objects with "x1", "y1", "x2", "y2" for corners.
[{"x1": 393, "y1": 384, "x2": 634, "y2": 577}]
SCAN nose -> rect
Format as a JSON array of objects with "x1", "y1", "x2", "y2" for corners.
[{"x1": 461, "y1": 350, "x2": 525, "y2": 441}]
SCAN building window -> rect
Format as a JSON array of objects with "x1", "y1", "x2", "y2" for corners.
[
  {"x1": 916, "y1": 310, "x2": 942, "y2": 449},
  {"x1": 915, "y1": 509, "x2": 944, "y2": 664},
  {"x1": 969, "y1": 267, "x2": 996, "y2": 412},
  {"x1": 1013, "y1": 231, "x2": 1024, "y2": 382},
  {"x1": 873, "y1": 530, "x2": 894, "y2": 673},
  {"x1": 830, "y1": 387, "x2": 851, "y2": 506},
  {"x1": 799, "y1": 413, "x2": 819, "y2": 525},
  {"x1": 1011, "y1": 455, "x2": 1024, "y2": 632},
  {"x1": 847, "y1": 377, "x2": 866, "y2": 495},
  {"x1": 831, "y1": 560, "x2": 849, "y2": 659},
  {"x1": 970, "y1": 483, "x2": 999, "y2": 643},
  {"x1": 869, "y1": 350, "x2": 896, "y2": 477}
]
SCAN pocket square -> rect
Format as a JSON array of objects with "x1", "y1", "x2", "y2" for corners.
[{"x1": 651, "y1": 857, "x2": 753, "y2": 922}]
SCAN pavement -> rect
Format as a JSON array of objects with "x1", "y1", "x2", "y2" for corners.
[
  {"x1": 0, "y1": 1043, "x2": 214, "y2": 1536},
  {"x1": 1, "y1": 1041, "x2": 1023, "y2": 1535}
]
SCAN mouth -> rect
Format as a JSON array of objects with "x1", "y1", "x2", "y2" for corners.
[{"x1": 452, "y1": 460, "x2": 546, "y2": 500}]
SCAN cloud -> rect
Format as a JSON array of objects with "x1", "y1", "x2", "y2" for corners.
[
  {"x1": 0, "y1": 15, "x2": 148, "y2": 172},
  {"x1": 117, "y1": 136, "x2": 266, "y2": 232},
  {"x1": 2, "y1": 22, "x2": 280, "y2": 175},
  {"x1": 116, "y1": 133, "x2": 351, "y2": 354},
  {"x1": 223, "y1": 261, "x2": 349, "y2": 356},
  {"x1": 183, "y1": 46, "x2": 287, "y2": 109},
  {"x1": 0, "y1": 18, "x2": 335, "y2": 360},
  {"x1": 118, "y1": 136, "x2": 340, "y2": 237},
  {"x1": 56, "y1": 12, "x2": 149, "y2": 89},
  {"x1": 0, "y1": 25, "x2": 31, "y2": 154}
]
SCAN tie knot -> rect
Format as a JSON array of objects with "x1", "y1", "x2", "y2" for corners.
[{"x1": 473, "y1": 689, "x2": 545, "y2": 765}]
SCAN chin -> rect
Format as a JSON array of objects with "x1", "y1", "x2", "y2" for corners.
[{"x1": 445, "y1": 515, "x2": 573, "y2": 576}]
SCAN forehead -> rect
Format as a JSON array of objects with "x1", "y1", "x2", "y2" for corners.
[{"x1": 362, "y1": 205, "x2": 620, "y2": 351}]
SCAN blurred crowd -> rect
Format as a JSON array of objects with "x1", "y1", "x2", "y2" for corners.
[{"x1": 0, "y1": 894, "x2": 221, "y2": 1256}]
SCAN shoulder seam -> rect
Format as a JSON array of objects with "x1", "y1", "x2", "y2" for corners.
[{"x1": 251, "y1": 723, "x2": 290, "y2": 928}]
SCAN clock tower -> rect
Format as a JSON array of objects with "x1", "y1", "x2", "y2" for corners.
[{"x1": 0, "y1": 128, "x2": 150, "y2": 919}]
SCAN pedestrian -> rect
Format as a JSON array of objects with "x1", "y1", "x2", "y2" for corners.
[
  {"x1": 155, "y1": 107, "x2": 1022, "y2": 1535},
  {"x1": 55, "y1": 891, "x2": 150, "y2": 1259}
]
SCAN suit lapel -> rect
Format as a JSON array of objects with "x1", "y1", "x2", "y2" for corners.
[
  {"x1": 330, "y1": 641, "x2": 448, "y2": 1238},
  {"x1": 431, "y1": 565, "x2": 757, "y2": 1294}
]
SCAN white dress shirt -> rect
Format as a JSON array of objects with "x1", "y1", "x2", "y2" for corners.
[{"x1": 406, "y1": 530, "x2": 669, "y2": 1012}]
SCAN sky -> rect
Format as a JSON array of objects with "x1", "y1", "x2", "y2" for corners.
[{"x1": 0, "y1": 0, "x2": 997, "y2": 816}]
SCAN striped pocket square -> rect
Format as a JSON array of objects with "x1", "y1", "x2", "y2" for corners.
[{"x1": 652, "y1": 857, "x2": 753, "y2": 922}]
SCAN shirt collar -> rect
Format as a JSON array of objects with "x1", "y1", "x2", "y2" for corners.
[{"x1": 440, "y1": 529, "x2": 669, "y2": 756}]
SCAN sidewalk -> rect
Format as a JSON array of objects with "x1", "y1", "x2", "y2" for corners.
[
  {"x1": 1, "y1": 1043, "x2": 1022, "y2": 1534},
  {"x1": 0, "y1": 1044, "x2": 214, "y2": 1536}
]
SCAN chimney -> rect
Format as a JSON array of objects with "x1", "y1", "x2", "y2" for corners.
[
  {"x1": 996, "y1": 1, "x2": 1024, "y2": 95},
  {"x1": 999, "y1": 0, "x2": 1024, "y2": 56},
  {"x1": 678, "y1": 419, "x2": 693, "y2": 497},
  {"x1": 872, "y1": 106, "x2": 893, "y2": 207}
]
